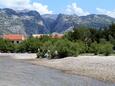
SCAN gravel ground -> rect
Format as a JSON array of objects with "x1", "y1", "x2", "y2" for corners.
[
  {"x1": 30, "y1": 55, "x2": 115, "y2": 83},
  {"x1": 0, "y1": 54, "x2": 114, "y2": 86},
  {"x1": 0, "y1": 53, "x2": 37, "y2": 59}
]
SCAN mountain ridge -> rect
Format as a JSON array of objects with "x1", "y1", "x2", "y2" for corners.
[{"x1": 0, "y1": 8, "x2": 115, "y2": 36}]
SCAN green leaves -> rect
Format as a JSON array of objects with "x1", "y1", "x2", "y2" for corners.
[
  {"x1": 90, "y1": 42, "x2": 113, "y2": 56},
  {"x1": 17, "y1": 38, "x2": 43, "y2": 53},
  {"x1": 0, "y1": 38, "x2": 14, "y2": 52},
  {"x1": 36, "y1": 39, "x2": 86, "y2": 59}
]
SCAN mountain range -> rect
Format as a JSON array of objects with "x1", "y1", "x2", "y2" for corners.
[{"x1": 0, "y1": 8, "x2": 115, "y2": 36}]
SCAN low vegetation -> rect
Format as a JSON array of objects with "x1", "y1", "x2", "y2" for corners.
[{"x1": 0, "y1": 23, "x2": 115, "y2": 59}]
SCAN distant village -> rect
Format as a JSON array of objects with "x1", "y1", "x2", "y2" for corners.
[{"x1": 0, "y1": 33, "x2": 64, "y2": 44}]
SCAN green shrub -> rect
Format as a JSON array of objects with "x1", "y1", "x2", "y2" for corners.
[
  {"x1": 0, "y1": 39, "x2": 14, "y2": 53},
  {"x1": 36, "y1": 39, "x2": 86, "y2": 59},
  {"x1": 37, "y1": 40, "x2": 55, "y2": 59},
  {"x1": 102, "y1": 43, "x2": 113, "y2": 56},
  {"x1": 75, "y1": 41, "x2": 86, "y2": 54},
  {"x1": 17, "y1": 37, "x2": 43, "y2": 53},
  {"x1": 54, "y1": 40, "x2": 76, "y2": 58},
  {"x1": 90, "y1": 42, "x2": 113, "y2": 56},
  {"x1": 90, "y1": 42, "x2": 99, "y2": 55}
]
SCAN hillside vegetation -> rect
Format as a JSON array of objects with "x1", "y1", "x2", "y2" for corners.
[{"x1": 0, "y1": 24, "x2": 115, "y2": 58}]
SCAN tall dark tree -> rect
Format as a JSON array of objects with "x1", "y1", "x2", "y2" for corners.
[{"x1": 108, "y1": 23, "x2": 115, "y2": 39}]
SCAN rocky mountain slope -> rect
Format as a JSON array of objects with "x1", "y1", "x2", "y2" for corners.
[
  {"x1": 0, "y1": 8, "x2": 115, "y2": 35},
  {"x1": 50, "y1": 14, "x2": 115, "y2": 33},
  {"x1": 0, "y1": 8, "x2": 49, "y2": 36}
]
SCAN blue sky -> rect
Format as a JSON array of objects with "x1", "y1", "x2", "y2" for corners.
[
  {"x1": 33, "y1": 0, "x2": 115, "y2": 14},
  {"x1": 0, "y1": 0, "x2": 115, "y2": 17},
  {"x1": 34, "y1": 0, "x2": 76, "y2": 13}
]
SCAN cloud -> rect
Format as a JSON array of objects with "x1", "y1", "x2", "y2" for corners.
[
  {"x1": 32, "y1": 3, "x2": 53, "y2": 14},
  {"x1": 65, "y1": 3, "x2": 90, "y2": 16},
  {"x1": 96, "y1": 8, "x2": 115, "y2": 18},
  {"x1": 0, "y1": 0, "x2": 53, "y2": 14}
]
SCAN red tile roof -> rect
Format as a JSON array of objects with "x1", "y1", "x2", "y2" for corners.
[{"x1": 3, "y1": 34, "x2": 25, "y2": 41}]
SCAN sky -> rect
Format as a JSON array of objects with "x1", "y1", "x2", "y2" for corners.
[{"x1": 0, "y1": 0, "x2": 115, "y2": 17}]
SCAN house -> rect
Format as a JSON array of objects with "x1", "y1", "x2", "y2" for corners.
[
  {"x1": 32, "y1": 33, "x2": 64, "y2": 39},
  {"x1": 2, "y1": 34, "x2": 25, "y2": 44},
  {"x1": 32, "y1": 34, "x2": 49, "y2": 38},
  {"x1": 51, "y1": 33, "x2": 64, "y2": 39}
]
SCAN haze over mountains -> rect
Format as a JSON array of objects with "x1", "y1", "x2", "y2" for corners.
[{"x1": 0, "y1": 8, "x2": 115, "y2": 36}]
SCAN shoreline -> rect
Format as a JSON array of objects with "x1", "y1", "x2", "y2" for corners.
[{"x1": 29, "y1": 56, "x2": 115, "y2": 83}]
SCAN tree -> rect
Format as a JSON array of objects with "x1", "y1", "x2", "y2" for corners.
[
  {"x1": 66, "y1": 27, "x2": 91, "y2": 43},
  {"x1": 17, "y1": 37, "x2": 43, "y2": 53},
  {"x1": 108, "y1": 23, "x2": 115, "y2": 39},
  {"x1": 90, "y1": 41, "x2": 113, "y2": 56},
  {"x1": 0, "y1": 38, "x2": 14, "y2": 52}
]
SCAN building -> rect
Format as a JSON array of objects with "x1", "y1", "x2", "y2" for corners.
[
  {"x1": 2, "y1": 34, "x2": 25, "y2": 44},
  {"x1": 32, "y1": 33, "x2": 64, "y2": 39},
  {"x1": 51, "y1": 33, "x2": 64, "y2": 39},
  {"x1": 32, "y1": 34, "x2": 49, "y2": 38}
]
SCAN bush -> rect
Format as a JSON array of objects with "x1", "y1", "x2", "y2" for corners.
[
  {"x1": 90, "y1": 42, "x2": 113, "y2": 56},
  {"x1": 36, "y1": 39, "x2": 86, "y2": 59},
  {"x1": 37, "y1": 40, "x2": 56, "y2": 59},
  {"x1": 102, "y1": 43, "x2": 113, "y2": 56},
  {"x1": 0, "y1": 39, "x2": 14, "y2": 53},
  {"x1": 17, "y1": 37, "x2": 43, "y2": 53},
  {"x1": 54, "y1": 40, "x2": 78, "y2": 58}
]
